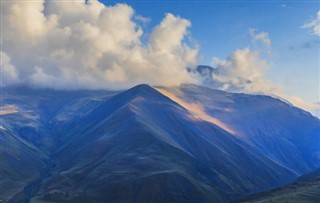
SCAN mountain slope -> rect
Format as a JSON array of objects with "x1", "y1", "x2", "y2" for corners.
[
  {"x1": 1, "y1": 84, "x2": 319, "y2": 203},
  {"x1": 156, "y1": 84, "x2": 320, "y2": 175},
  {"x1": 0, "y1": 87, "x2": 118, "y2": 201},
  {"x1": 238, "y1": 169, "x2": 320, "y2": 203},
  {"x1": 32, "y1": 85, "x2": 297, "y2": 202},
  {"x1": 0, "y1": 126, "x2": 46, "y2": 202}
]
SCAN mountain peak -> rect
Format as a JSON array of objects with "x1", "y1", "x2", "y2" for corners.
[
  {"x1": 121, "y1": 83, "x2": 164, "y2": 100},
  {"x1": 130, "y1": 84, "x2": 154, "y2": 91}
]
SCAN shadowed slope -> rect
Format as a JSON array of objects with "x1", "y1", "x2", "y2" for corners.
[
  {"x1": 0, "y1": 127, "x2": 46, "y2": 201},
  {"x1": 238, "y1": 169, "x2": 320, "y2": 203}
]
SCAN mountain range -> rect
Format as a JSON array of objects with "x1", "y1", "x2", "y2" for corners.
[{"x1": 1, "y1": 84, "x2": 319, "y2": 203}]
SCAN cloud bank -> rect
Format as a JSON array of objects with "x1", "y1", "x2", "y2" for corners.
[{"x1": 1, "y1": 0, "x2": 198, "y2": 89}]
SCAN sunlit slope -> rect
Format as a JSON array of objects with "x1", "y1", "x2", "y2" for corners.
[
  {"x1": 155, "y1": 87, "x2": 236, "y2": 135},
  {"x1": 159, "y1": 84, "x2": 320, "y2": 174}
]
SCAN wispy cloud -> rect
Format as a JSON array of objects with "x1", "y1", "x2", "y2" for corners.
[
  {"x1": 302, "y1": 10, "x2": 320, "y2": 36},
  {"x1": 249, "y1": 28, "x2": 271, "y2": 47},
  {"x1": 134, "y1": 15, "x2": 151, "y2": 24},
  {"x1": 289, "y1": 39, "x2": 320, "y2": 50}
]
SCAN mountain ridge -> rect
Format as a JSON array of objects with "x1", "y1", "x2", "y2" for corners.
[{"x1": 1, "y1": 84, "x2": 319, "y2": 202}]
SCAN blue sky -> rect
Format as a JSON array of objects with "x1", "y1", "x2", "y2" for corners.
[{"x1": 102, "y1": 0, "x2": 319, "y2": 104}]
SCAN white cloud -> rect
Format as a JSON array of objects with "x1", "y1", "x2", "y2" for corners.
[
  {"x1": 212, "y1": 48, "x2": 277, "y2": 93},
  {"x1": 249, "y1": 28, "x2": 271, "y2": 47},
  {"x1": 1, "y1": 0, "x2": 198, "y2": 90},
  {"x1": 211, "y1": 48, "x2": 320, "y2": 117},
  {"x1": 0, "y1": 51, "x2": 20, "y2": 86},
  {"x1": 302, "y1": 10, "x2": 320, "y2": 36}
]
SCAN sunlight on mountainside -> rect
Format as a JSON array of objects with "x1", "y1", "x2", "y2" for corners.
[
  {"x1": 155, "y1": 87, "x2": 238, "y2": 136},
  {"x1": 0, "y1": 105, "x2": 18, "y2": 115}
]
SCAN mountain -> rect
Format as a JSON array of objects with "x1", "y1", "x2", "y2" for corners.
[
  {"x1": 0, "y1": 125, "x2": 46, "y2": 202},
  {"x1": 1, "y1": 84, "x2": 319, "y2": 203},
  {"x1": 194, "y1": 65, "x2": 249, "y2": 91},
  {"x1": 238, "y1": 168, "x2": 320, "y2": 203},
  {"x1": 0, "y1": 87, "x2": 118, "y2": 202},
  {"x1": 156, "y1": 85, "x2": 320, "y2": 174}
]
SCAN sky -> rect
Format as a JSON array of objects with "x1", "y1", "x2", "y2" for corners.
[
  {"x1": 103, "y1": 0, "x2": 320, "y2": 102},
  {"x1": 1, "y1": 0, "x2": 319, "y2": 116}
]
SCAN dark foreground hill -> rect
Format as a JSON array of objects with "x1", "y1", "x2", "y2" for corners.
[
  {"x1": 1, "y1": 84, "x2": 319, "y2": 203},
  {"x1": 238, "y1": 168, "x2": 320, "y2": 203}
]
